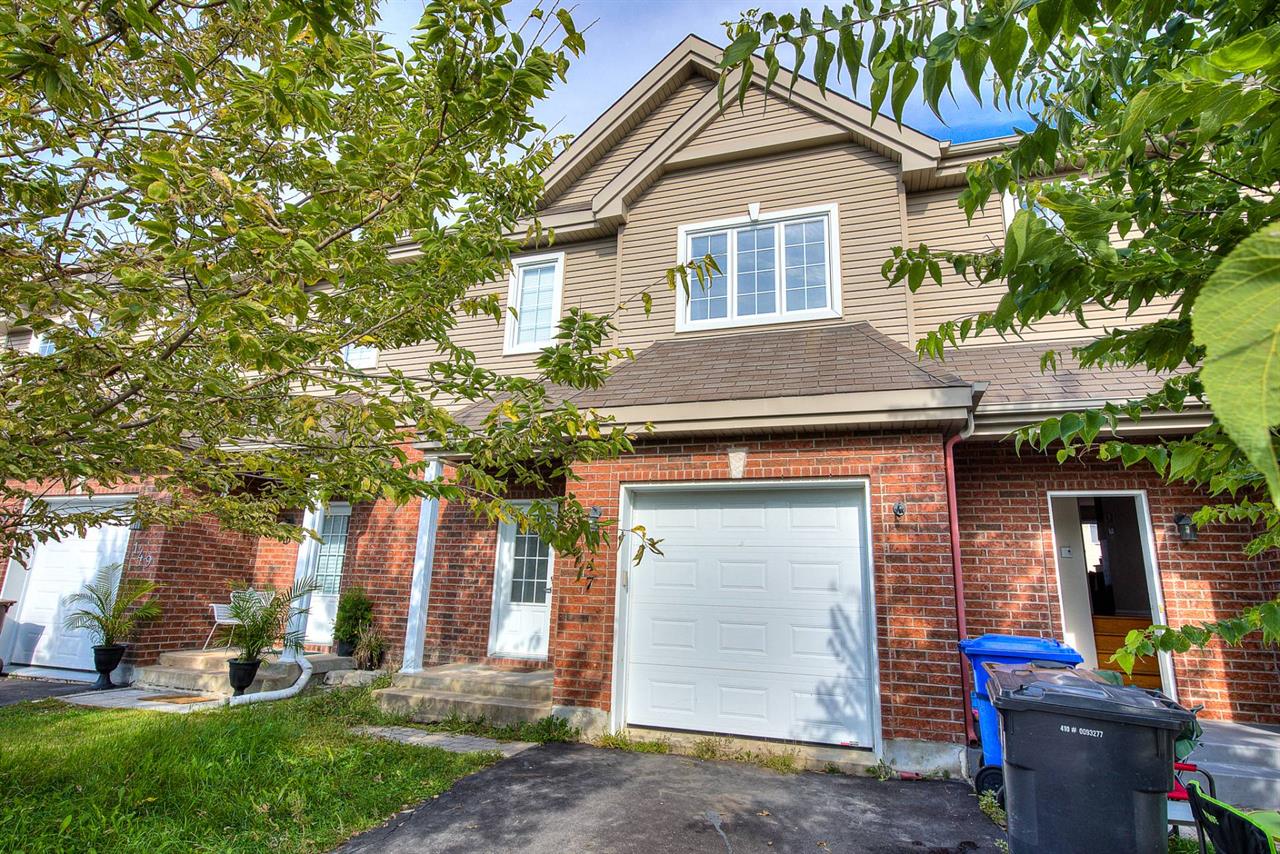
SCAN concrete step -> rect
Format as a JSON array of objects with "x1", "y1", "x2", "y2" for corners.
[
  {"x1": 156, "y1": 648, "x2": 354, "y2": 675},
  {"x1": 136, "y1": 652, "x2": 354, "y2": 697},
  {"x1": 134, "y1": 663, "x2": 298, "y2": 696},
  {"x1": 393, "y1": 664, "x2": 552, "y2": 703},
  {"x1": 1190, "y1": 760, "x2": 1280, "y2": 810},
  {"x1": 1192, "y1": 721, "x2": 1280, "y2": 771},
  {"x1": 373, "y1": 686, "x2": 552, "y2": 727}
]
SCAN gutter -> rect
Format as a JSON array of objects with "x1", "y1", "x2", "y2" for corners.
[{"x1": 944, "y1": 411, "x2": 978, "y2": 746}]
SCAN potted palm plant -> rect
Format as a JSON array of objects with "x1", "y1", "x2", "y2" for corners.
[
  {"x1": 63, "y1": 564, "x2": 162, "y2": 690},
  {"x1": 223, "y1": 577, "x2": 319, "y2": 696}
]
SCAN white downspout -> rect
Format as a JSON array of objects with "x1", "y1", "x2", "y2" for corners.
[
  {"x1": 401, "y1": 458, "x2": 443, "y2": 673},
  {"x1": 228, "y1": 654, "x2": 313, "y2": 707}
]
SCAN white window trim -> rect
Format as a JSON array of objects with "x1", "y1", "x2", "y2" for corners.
[
  {"x1": 503, "y1": 251, "x2": 566, "y2": 355},
  {"x1": 1001, "y1": 190, "x2": 1019, "y2": 231},
  {"x1": 675, "y1": 202, "x2": 842, "y2": 333}
]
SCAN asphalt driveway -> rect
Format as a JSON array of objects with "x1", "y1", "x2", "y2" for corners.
[
  {"x1": 338, "y1": 742, "x2": 1004, "y2": 854},
  {"x1": 0, "y1": 676, "x2": 88, "y2": 707}
]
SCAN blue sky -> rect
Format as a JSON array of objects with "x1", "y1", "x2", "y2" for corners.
[{"x1": 376, "y1": 0, "x2": 1031, "y2": 145}]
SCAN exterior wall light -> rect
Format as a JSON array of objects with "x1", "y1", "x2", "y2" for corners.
[
  {"x1": 893, "y1": 501, "x2": 907, "y2": 519},
  {"x1": 1174, "y1": 513, "x2": 1199, "y2": 542},
  {"x1": 588, "y1": 506, "x2": 603, "y2": 531}
]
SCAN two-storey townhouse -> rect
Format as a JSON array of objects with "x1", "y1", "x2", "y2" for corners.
[{"x1": 3, "y1": 35, "x2": 1277, "y2": 772}]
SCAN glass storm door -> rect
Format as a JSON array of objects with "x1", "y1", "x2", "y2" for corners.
[
  {"x1": 305, "y1": 504, "x2": 351, "y2": 646},
  {"x1": 488, "y1": 516, "x2": 553, "y2": 659}
]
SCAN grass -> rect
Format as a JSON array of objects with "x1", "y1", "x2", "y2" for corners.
[
  {"x1": 594, "y1": 731, "x2": 671, "y2": 753},
  {"x1": 977, "y1": 790, "x2": 1007, "y2": 829},
  {"x1": 0, "y1": 687, "x2": 498, "y2": 853},
  {"x1": 414, "y1": 712, "x2": 578, "y2": 744}
]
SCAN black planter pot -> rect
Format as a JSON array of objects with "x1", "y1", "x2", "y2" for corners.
[
  {"x1": 335, "y1": 639, "x2": 355, "y2": 658},
  {"x1": 227, "y1": 658, "x2": 262, "y2": 696},
  {"x1": 91, "y1": 644, "x2": 127, "y2": 690}
]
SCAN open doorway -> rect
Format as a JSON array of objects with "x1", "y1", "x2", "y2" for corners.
[{"x1": 1048, "y1": 492, "x2": 1172, "y2": 693}]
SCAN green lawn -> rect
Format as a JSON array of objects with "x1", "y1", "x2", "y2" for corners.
[{"x1": 0, "y1": 687, "x2": 498, "y2": 853}]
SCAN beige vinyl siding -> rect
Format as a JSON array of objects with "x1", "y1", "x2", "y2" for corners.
[
  {"x1": 685, "y1": 85, "x2": 843, "y2": 148},
  {"x1": 5, "y1": 328, "x2": 32, "y2": 351},
  {"x1": 379, "y1": 239, "x2": 617, "y2": 401},
  {"x1": 907, "y1": 188, "x2": 1174, "y2": 345},
  {"x1": 615, "y1": 141, "x2": 910, "y2": 349},
  {"x1": 548, "y1": 78, "x2": 713, "y2": 212}
]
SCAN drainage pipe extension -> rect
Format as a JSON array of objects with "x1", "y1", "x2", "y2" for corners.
[
  {"x1": 228, "y1": 654, "x2": 313, "y2": 708},
  {"x1": 945, "y1": 414, "x2": 977, "y2": 745}
]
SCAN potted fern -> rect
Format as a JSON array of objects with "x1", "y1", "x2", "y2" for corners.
[
  {"x1": 223, "y1": 576, "x2": 319, "y2": 696},
  {"x1": 63, "y1": 564, "x2": 162, "y2": 690}
]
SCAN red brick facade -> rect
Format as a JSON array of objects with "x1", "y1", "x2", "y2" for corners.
[
  {"x1": 562, "y1": 431, "x2": 965, "y2": 744},
  {"x1": 6, "y1": 431, "x2": 1279, "y2": 741},
  {"x1": 955, "y1": 441, "x2": 1280, "y2": 723}
]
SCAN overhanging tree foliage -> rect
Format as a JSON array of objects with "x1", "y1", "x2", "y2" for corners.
[
  {"x1": 720, "y1": 0, "x2": 1280, "y2": 663},
  {"x1": 0, "y1": 0, "x2": 686, "y2": 570}
]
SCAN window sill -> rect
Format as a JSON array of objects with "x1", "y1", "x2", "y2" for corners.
[
  {"x1": 675, "y1": 306, "x2": 842, "y2": 334},
  {"x1": 502, "y1": 340, "x2": 554, "y2": 356}
]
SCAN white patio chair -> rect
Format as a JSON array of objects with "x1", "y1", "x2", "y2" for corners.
[{"x1": 203, "y1": 589, "x2": 271, "y2": 649}]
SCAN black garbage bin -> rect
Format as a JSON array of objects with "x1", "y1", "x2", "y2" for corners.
[{"x1": 985, "y1": 662, "x2": 1193, "y2": 854}]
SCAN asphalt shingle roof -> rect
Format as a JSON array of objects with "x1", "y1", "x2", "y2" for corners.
[
  {"x1": 936, "y1": 341, "x2": 1173, "y2": 406},
  {"x1": 570, "y1": 322, "x2": 966, "y2": 408},
  {"x1": 452, "y1": 328, "x2": 1174, "y2": 430}
]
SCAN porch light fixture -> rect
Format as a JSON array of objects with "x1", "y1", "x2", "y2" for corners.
[
  {"x1": 1174, "y1": 513, "x2": 1198, "y2": 542},
  {"x1": 893, "y1": 501, "x2": 907, "y2": 519},
  {"x1": 588, "y1": 506, "x2": 603, "y2": 531}
]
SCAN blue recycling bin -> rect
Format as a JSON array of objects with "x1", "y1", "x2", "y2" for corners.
[{"x1": 958, "y1": 634, "x2": 1083, "y2": 796}]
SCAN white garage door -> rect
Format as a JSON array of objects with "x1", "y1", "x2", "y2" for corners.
[
  {"x1": 5, "y1": 500, "x2": 133, "y2": 672},
  {"x1": 625, "y1": 485, "x2": 876, "y2": 747}
]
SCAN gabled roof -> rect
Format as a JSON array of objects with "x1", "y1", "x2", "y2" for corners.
[{"x1": 538, "y1": 35, "x2": 989, "y2": 231}]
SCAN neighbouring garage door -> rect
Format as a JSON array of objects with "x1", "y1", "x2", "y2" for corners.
[
  {"x1": 625, "y1": 485, "x2": 876, "y2": 747},
  {"x1": 4, "y1": 498, "x2": 133, "y2": 673}
]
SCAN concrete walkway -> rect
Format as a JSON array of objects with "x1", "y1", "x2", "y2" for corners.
[
  {"x1": 353, "y1": 725, "x2": 537, "y2": 758},
  {"x1": 337, "y1": 742, "x2": 1003, "y2": 853},
  {"x1": 0, "y1": 676, "x2": 88, "y2": 707},
  {"x1": 61, "y1": 687, "x2": 224, "y2": 713}
]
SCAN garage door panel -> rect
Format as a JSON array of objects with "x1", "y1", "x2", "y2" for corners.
[
  {"x1": 627, "y1": 661, "x2": 875, "y2": 746},
  {"x1": 637, "y1": 489, "x2": 863, "y2": 548},
  {"x1": 626, "y1": 486, "x2": 875, "y2": 747},
  {"x1": 632, "y1": 548, "x2": 865, "y2": 607},
  {"x1": 628, "y1": 604, "x2": 872, "y2": 679}
]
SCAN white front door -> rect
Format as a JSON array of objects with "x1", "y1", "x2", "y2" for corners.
[
  {"x1": 305, "y1": 503, "x2": 351, "y2": 646},
  {"x1": 488, "y1": 513, "x2": 553, "y2": 659},
  {"x1": 624, "y1": 485, "x2": 876, "y2": 747},
  {"x1": 7, "y1": 501, "x2": 133, "y2": 671}
]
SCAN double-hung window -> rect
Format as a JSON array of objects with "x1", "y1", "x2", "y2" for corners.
[
  {"x1": 504, "y1": 251, "x2": 565, "y2": 354},
  {"x1": 677, "y1": 204, "x2": 840, "y2": 331}
]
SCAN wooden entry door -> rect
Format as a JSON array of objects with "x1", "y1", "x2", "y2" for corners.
[{"x1": 1092, "y1": 615, "x2": 1161, "y2": 690}]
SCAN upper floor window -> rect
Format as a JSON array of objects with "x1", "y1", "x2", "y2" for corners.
[
  {"x1": 677, "y1": 204, "x2": 841, "y2": 332},
  {"x1": 341, "y1": 341, "x2": 379, "y2": 370},
  {"x1": 33, "y1": 332, "x2": 56, "y2": 356},
  {"x1": 504, "y1": 251, "x2": 564, "y2": 354}
]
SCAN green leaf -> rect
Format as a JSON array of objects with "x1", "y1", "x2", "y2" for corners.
[
  {"x1": 721, "y1": 31, "x2": 761, "y2": 69},
  {"x1": 1195, "y1": 223, "x2": 1280, "y2": 507},
  {"x1": 890, "y1": 63, "x2": 919, "y2": 126},
  {"x1": 956, "y1": 38, "x2": 987, "y2": 102},
  {"x1": 989, "y1": 24, "x2": 1028, "y2": 95},
  {"x1": 813, "y1": 35, "x2": 835, "y2": 94}
]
